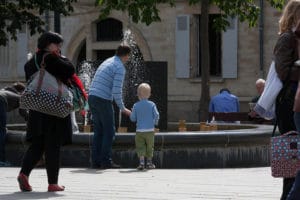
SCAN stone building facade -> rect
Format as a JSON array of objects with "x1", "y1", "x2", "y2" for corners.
[{"x1": 0, "y1": 0, "x2": 282, "y2": 123}]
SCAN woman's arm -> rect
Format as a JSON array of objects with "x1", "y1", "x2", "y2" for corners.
[{"x1": 274, "y1": 32, "x2": 299, "y2": 81}]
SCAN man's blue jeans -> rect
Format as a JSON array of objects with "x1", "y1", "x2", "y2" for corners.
[
  {"x1": 294, "y1": 112, "x2": 300, "y2": 132},
  {"x1": 88, "y1": 95, "x2": 115, "y2": 166},
  {"x1": 0, "y1": 99, "x2": 7, "y2": 162}
]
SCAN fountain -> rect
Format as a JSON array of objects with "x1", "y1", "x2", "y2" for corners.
[{"x1": 5, "y1": 29, "x2": 276, "y2": 169}]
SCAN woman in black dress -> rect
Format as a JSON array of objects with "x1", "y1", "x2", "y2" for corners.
[{"x1": 17, "y1": 32, "x2": 75, "y2": 192}]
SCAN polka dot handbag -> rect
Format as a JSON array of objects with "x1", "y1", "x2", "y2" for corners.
[{"x1": 20, "y1": 54, "x2": 73, "y2": 118}]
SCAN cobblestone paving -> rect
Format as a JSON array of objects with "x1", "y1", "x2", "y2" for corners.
[{"x1": 0, "y1": 167, "x2": 282, "y2": 200}]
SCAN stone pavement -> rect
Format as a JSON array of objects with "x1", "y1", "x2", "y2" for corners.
[{"x1": 0, "y1": 167, "x2": 282, "y2": 200}]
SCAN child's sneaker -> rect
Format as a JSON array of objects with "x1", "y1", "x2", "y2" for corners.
[
  {"x1": 146, "y1": 163, "x2": 155, "y2": 169},
  {"x1": 137, "y1": 164, "x2": 144, "y2": 170}
]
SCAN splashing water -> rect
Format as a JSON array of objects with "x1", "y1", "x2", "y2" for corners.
[
  {"x1": 77, "y1": 29, "x2": 148, "y2": 131},
  {"x1": 77, "y1": 61, "x2": 96, "y2": 91},
  {"x1": 121, "y1": 29, "x2": 148, "y2": 130}
]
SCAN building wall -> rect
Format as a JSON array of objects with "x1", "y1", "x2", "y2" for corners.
[{"x1": 3, "y1": 1, "x2": 283, "y2": 123}]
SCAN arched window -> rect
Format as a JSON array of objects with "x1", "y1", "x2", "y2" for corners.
[{"x1": 96, "y1": 18, "x2": 123, "y2": 41}]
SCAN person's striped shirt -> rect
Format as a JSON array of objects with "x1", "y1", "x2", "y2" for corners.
[{"x1": 89, "y1": 56, "x2": 125, "y2": 110}]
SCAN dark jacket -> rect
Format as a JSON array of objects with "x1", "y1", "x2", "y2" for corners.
[
  {"x1": 0, "y1": 88, "x2": 20, "y2": 112},
  {"x1": 0, "y1": 86, "x2": 28, "y2": 120},
  {"x1": 273, "y1": 30, "x2": 300, "y2": 82},
  {"x1": 25, "y1": 50, "x2": 75, "y2": 145}
]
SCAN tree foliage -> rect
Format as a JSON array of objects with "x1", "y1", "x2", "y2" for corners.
[
  {"x1": 0, "y1": 0, "x2": 77, "y2": 46},
  {"x1": 97, "y1": 0, "x2": 285, "y2": 29},
  {"x1": 97, "y1": 0, "x2": 175, "y2": 25}
]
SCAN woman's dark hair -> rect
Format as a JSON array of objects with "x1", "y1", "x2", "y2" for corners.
[
  {"x1": 37, "y1": 31, "x2": 63, "y2": 50},
  {"x1": 115, "y1": 44, "x2": 131, "y2": 57}
]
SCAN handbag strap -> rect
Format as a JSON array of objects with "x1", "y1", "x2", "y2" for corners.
[
  {"x1": 272, "y1": 119, "x2": 277, "y2": 137},
  {"x1": 34, "y1": 53, "x2": 63, "y2": 103}
]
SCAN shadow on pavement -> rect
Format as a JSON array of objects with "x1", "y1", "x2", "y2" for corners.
[
  {"x1": 69, "y1": 168, "x2": 104, "y2": 174},
  {"x1": 119, "y1": 169, "x2": 149, "y2": 173},
  {"x1": 0, "y1": 192, "x2": 64, "y2": 200}
]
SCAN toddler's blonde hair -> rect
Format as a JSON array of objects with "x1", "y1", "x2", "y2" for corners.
[{"x1": 137, "y1": 83, "x2": 151, "y2": 99}]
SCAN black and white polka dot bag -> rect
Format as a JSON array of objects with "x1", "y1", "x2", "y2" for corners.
[{"x1": 20, "y1": 54, "x2": 73, "y2": 118}]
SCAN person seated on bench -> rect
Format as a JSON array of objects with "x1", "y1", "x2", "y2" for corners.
[
  {"x1": 0, "y1": 82, "x2": 27, "y2": 167},
  {"x1": 209, "y1": 88, "x2": 240, "y2": 123},
  {"x1": 209, "y1": 88, "x2": 240, "y2": 113},
  {"x1": 248, "y1": 79, "x2": 266, "y2": 123}
]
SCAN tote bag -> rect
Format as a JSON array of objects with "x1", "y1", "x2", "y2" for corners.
[
  {"x1": 20, "y1": 54, "x2": 73, "y2": 118},
  {"x1": 271, "y1": 131, "x2": 300, "y2": 178},
  {"x1": 254, "y1": 61, "x2": 282, "y2": 120}
]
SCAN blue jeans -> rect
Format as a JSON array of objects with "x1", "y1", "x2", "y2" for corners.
[
  {"x1": 287, "y1": 171, "x2": 300, "y2": 200},
  {"x1": 0, "y1": 98, "x2": 7, "y2": 162},
  {"x1": 88, "y1": 95, "x2": 115, "y2": 166},
  {"x1": 294, "y1": 112, "x2": 300, "y2": 132}
]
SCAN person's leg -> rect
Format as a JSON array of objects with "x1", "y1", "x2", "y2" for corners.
[
  {"x1": 276, "y1": 94, "x2": 297, "y2": 200},
  {"x1": 0, "y1": 100, "x2": 7, "y2": 163},
  {"x1": 20, "y1": 135, "x2": 45, "y2": 176},
  {"x1": 100, "y1": 101, "x2": 116, "y2": 166},
  {"x1": 135, "y1": 133, "x2": 146, "y2": 169},
  {"x1": 44, "y1": 130, "x2": 61, "y2": 185},
  {"x1": 287, "y1": 171, "x2": 300, "y2": 200},
  {"x1": 145, "y1": 132, "x2": 155, "y2": 158},
  {"x1": 145, "y1": 132, "x2": 155, "y2": 169},
  {"x1": 294, "y1": 112, "x2": 300, "y2": 132},
  {"x1": 70, "y1": 111, "x2": 79, "y2": 134},
  {"x1": 88, "y1": 96, "x2": 103, "y2": 167},
  {"x1": 18, "y1": 134, "x2": 44, "y2": 191},
  {"x1": 283, "y1": 178, "x2": 296, "y2": 200}
]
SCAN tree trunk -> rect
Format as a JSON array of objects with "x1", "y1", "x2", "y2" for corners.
[{"x1": 199, "y1": 0, "x2": 210, "y2": 122}]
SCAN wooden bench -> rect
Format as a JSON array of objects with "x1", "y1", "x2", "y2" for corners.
[{"x1": 208, "y1": 112, "x2": 272, "y2": 124}]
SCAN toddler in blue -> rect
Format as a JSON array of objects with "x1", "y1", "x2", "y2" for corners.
[{"x1": 130, "y1": 83, "x2": 159, "y2": 170}]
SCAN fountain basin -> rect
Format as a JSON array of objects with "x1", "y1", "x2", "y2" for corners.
[{"x1": 6, "y1": 123, "x2": 275, "y2": 168}]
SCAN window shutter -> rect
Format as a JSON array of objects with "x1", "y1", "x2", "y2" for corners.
[
  {"x1": 222, "y1": 17, "x2": 237, "y2": 78},
  {"x1": 175, "y1": 15, "x2": 190, "y2": 78},
  {"x1": 0, "y1": 44, "x2": 10, "y2": 78},
  {"x1": 17, "y1": 27, "x2": 28, "y2": 77}
]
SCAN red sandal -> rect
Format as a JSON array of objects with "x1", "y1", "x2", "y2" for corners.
[
  {"x1": 17, "y1": 173, "x2": 32, "y2": 192},
  {"x1": 48, "y1": 184, "x2": 65, "y2": 192}
]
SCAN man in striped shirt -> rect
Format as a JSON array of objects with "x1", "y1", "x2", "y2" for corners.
[{"x1": 88, "y1": 44, "x2": 131, "y2": 169}]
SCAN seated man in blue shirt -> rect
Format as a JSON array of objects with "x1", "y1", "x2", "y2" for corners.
[{"x1": 209, "y1": 88, "x2": 240, "y2": 113}]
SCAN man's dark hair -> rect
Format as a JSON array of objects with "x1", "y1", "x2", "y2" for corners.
[
  {"x1": 116, "y1": 44, "x2": 131, "y2": 57},
  {"x1": 37, "y1": 31, "x2": 63, "y2": 50},
  {"x1": 220, "y1": 88, "x2": 231, "y2": 94}
]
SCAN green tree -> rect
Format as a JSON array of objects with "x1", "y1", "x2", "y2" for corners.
[
  {"x1": 97, "y1": 0, "x2": 285, "y2": 121},
  {"x1": 0, "y1": 0, "x2": 77, "y2": 46}
]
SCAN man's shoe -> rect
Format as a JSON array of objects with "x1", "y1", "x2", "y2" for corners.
[
  {"x1": 101, "y1": 162, "x2": 121, "y2": 169},
  {"x1": 17, "y1": 173, "x2": 32, "y2": 192},
  {"x1": 137, "y1": 164, "x2": 144, "y2": 170},
  {"x1": 48, "y1": 184, "x2": 65, "y2": 192},
  {"x1": 90, "y1": 163, "x2": 101, "y2": 169}
]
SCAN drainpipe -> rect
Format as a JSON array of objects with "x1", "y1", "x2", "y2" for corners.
[
  {"x1": 259, "y1": 0, "x2": 264, "y2": 78},
  {"x1": 54, "y1": 11, "x2": 61, "y2": 34},
  {"x1": 45, "y1": 10, "x2": 50, "y2": 31}
]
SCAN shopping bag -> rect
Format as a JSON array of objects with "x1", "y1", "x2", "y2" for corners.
[
  {"x1": 254, "y1": 61, "x2": 282, "y2": 120},
  {"x1": 271, "y1": 131, "x2": 300, "y2": 178},
  {"x1": 20, "y1": 54, "x2": 73, "y2": 118}
]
